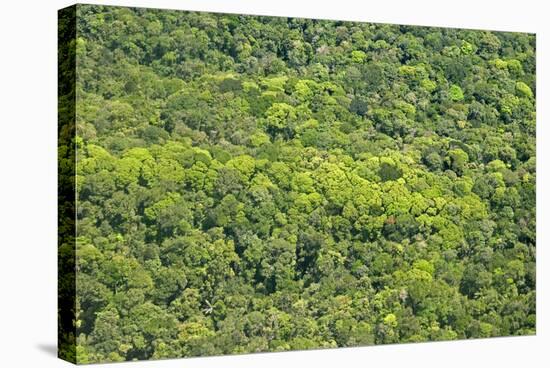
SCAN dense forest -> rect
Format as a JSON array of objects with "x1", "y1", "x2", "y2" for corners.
[{"x1": 59, "y1": 4, "x2": 536, "y2": 363}]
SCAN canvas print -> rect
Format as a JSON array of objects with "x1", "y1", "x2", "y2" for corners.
[{"x1": 58, "y1": 4, "x2": 536, "y2": 364}]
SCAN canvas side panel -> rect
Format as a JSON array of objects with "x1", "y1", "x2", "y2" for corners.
[{"x1": 58, "y1": 4, "x2": 77, "y2": 364}]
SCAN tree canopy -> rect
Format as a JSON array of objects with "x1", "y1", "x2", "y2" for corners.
[{"x1": 60, "y1": 4, "x2": 535, "y2": 364}]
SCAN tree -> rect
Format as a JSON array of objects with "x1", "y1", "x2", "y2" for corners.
[
  {"x1": 446, "y1": 149, "x2": 469, "y2": 176},
  {"x1": 264, "y1": 103, "x2": 298, "y2": 140},
  {"x1": 449, "y1": 84, "x2": 465, "y2": 101}
]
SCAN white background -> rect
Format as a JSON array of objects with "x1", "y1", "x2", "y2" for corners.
[{"x1": 0, "y1": 0, "x2": 547, "y2": 366}]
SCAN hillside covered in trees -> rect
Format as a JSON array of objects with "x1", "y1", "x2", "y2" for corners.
[{"x1": 60, "y1": 4, "x2": 536, "y2": 363}]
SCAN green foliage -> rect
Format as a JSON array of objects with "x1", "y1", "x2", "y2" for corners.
[
  {"x1": 421, "y1": 79, "x2": 437, "y2": 92},
  {"x1": 66, "y1": 4, "x2": 536, "y2": 363},
  {"x1": 351, "y1": 50, "x2": 367, "y2": 63},
  {"x1": 449, "y1": 84, "x2": 465, "y2": 101},
  {"x1": 515, "y1": 81, "x2": 533, "y2": 98},
  {"x1": 264, "y1": 103, "x2": 297, "y2": 139}
]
